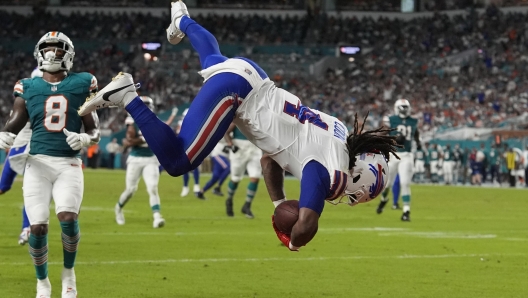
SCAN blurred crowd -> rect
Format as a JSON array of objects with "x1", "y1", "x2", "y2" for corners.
[{"x1": 1, "y1": 5, "x2": 528, "y2": 134}]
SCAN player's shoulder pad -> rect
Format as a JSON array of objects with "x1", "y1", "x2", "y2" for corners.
[
  {"x1": 71, "y1": 72, "x2": 98, "y2": 92},
  {"x1": 125, "y1": 116, "x2": 134, "y2": 125}
]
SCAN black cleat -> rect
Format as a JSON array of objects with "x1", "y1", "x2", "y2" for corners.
[
  {"x1": 241, "y1": 202, "x2": 254, "y2": 219},
  {"x1": 213, "y1": 187, "x2": 224, "y2": 196},
  {"x1": 225, "y1": 198, "x2": 234, "y2": 217},
  {"x1": 195, "y1": 191, "x2": 206, "y2": 200},
  {"x1": 401, "y1": 211, "x2": 411, "y2": 221},
  {"x1": 392, "y1": 203, "x2": 400, "y2": 210},
  {"x1": 377, "y1": 200, "x2": 388, "y2": 214}
]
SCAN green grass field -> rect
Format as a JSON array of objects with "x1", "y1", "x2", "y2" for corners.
[{"x1": 0, "y1": 169, "x2": 527, "y2": 297}]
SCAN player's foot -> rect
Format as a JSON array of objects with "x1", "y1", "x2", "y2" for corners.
[
  {"x1": 180, "y1": 186, "x2": 189, "y2": 197},
  {"x1": 225, "y1": 198, "x2": 234, "y2": 217},
  {"x1": 115, "y1": 203, "x2": 125, "y2": 225},
  {"x1": 376, "y1": 200, "x2": 388, "y2": 214},
  {"x1": 18, "y1": 227, "x2": 30, "y2": 245},
  {"x1": 36, "y1": 277, "x2": 52, "y2": 298},
  {"x1": 195, "y1": 191, "x2": 206, "y2": 200},
  {"x1": 166, "y1": 0, "x2": 190, "y2": 45},
  {"x1": 392, "y1": 203, "x2": 400, "y2": 210},
  {"x1": 61, "y1": 268, "x2": 77, "y2": 298},
  {"x1": 241, "y1": 202, "x2": 254, "y2": 219},
  {"x1": 78, "y1": 72, "x2": 140, "y2": 116},
  {"x1": 213, "y1": 187, "x2": 224, "y2": 196},
  {"x1": 401, "y1": 211, "x2": 411, "y2": 222},
  {"x1": 153, "y1": 212, "x2": 165, "y2": 228}
]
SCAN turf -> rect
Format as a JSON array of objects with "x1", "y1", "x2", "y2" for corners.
[{"x1": 0, "y1": 169, "x2": 527, "y2": 297}]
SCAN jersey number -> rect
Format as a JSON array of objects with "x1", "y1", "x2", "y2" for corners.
[
  {"x1": 283, "y1": 101, "x2": 328, "y2": 130},
  {"x1": 396, "y1": 125, "x2": 412, "y2": 141},
  {"x1": 44, "y1": 95, "x2": 68, "y2": 132}
]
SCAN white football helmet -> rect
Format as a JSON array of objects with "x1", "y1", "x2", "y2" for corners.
[
  {"x1": 394, "y1": 99, "x2": 411, "y2": 118},
  {"x1": 34, "y1": 32, "x2": 75, "y2": 73},
  {"x1": 330, "y1": 152, "x2": 388, "y2": 207},
  {"x1": 140, "y1": 96, "x2": 155, "y2": 111}
]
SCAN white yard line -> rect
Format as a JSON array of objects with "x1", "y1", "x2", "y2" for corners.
[{"x1": 1, "y1": 253, "x2": 523, "y2": 267}]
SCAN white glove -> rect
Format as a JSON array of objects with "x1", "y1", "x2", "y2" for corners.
[
  {"x1": 63, "y1": 128, "x2": 92, "y2": 151},
  {"x1": 171, "y1": 107, "x2": 178, "y2": 116},
  {"x1": 0, "y1": 132, "x2": 16, "y2": 150}
]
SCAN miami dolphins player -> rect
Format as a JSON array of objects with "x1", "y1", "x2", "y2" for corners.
[
  {"x1": 0, "y1": 68, "x2": 42, "y2": 246},
  {"x1": 223, "y1": 123, "x2": 262, "y2": 219},
  {"x1": 115, "y1": 96, "x2": 165, "y2": 228},
  {"x1": 78, "y1": 0, "x2": 400, "y2": 251},
  {"x1": 413, "y1": 145, "x2": 427, "y2": 183},
  {"x1": 0, "y1": 32, "x2": 100, "y2": 298},
  {"x1": 442, "y1": 144, "x2": 455, "y2": 185},
  {"x1": 377, "y1": 99, "x2": 421, "y2": 221}
]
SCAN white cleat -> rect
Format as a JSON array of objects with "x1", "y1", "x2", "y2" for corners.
[
  {"x1": 153, "y1": 213, "x2": 165, "y2": 228},
  {"x1": 180, "y1": 186, "x2": 189, "y2": 197},
  {"x1": 166, "y1": 0, "x2": 190, "y2": 45},
  {"x1": 61, "y1": 268, "x2": 77, "y2": 298},
  {"x1": 18, "y1": 227, "x2": 30, "y2": 245},
  {"x1": 36, "y1": 277, "x2": 52, "y2": 298},
  {"x1": 115, "y1": 204, "x2": 125, "y2": 225},
  {"x1": 78, "y1": 72, "x2": 139, "y2": 116}
]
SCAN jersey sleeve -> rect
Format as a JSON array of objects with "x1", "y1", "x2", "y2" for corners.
[
  {"x1": 89, "y1": 75, "x2": 98, "y2": 93},
  {"x1": 299, "y1": 160, "x2": 331, "y2": 215},
  {"x1": 13, "y1": 80, "x2": 25, "y2": 98}
]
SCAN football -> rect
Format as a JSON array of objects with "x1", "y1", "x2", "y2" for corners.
[{"x1": 273, "y1": 200, "x2": 299, "y2": 234}]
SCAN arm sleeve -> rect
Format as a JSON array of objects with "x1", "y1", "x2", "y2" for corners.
[{"x1": 299, "y1": 160, "x2": 331, "y2": 216}]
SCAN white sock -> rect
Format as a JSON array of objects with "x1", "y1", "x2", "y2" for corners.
[
  {"x1": 153, "y1": 212, "x2": 162, "y2": 220},
  {"x1": 122, "y1": 92, "x2": 138, "y2": 107},
  {"x1": 403, "y1": 205, "x2": 410, "y2": 213}
]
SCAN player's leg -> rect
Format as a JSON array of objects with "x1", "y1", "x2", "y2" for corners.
[
  {"x1": 192, "y1": 167, "x2": 201, "y2": 196},
  {"x1": 215, "y1": 156, "x2": 231, "y2": 196},
  {"x1": 181, "y1": 172, "x2": 190, "y2": 197},
  {"x1": 18, "y1": 206, "x2": 31, "y2": 245},
  {"x1": 0, "y1": 152, "x2": 18, "y2": 194},
  {"x1": 377, "y1": 158, "x2": 399, "y2": 214},
  {"x1": 23, "y1": 156, "x2": 54, "y2": 298},
  {"x1": 115, "y1": 161, "x2": 142, "y2": 225},
  {"x1": 226, "y1": 152, "x2": 246, "y2": 217},
  {"x1": 125, "y1": 72, "x2": 249, "y2": 177},
  {"x1": 199, "y1": 156, "x2": 223, "y2": 198},
  {"x1": 399, "y1": 155, "x2": 414, "y2": 221},
  {"x1": 142, "y1": 161, "x2": 165, "y2": 228},
  {"x1": 391, "y1": 174, "x2": 401, "y2": 209},
  {"x1": 241, "y1": 150, "x2": 263, "y2": 219},
  {"x1": 52, "y1": 157, "x2": 84, "y2": 298}
]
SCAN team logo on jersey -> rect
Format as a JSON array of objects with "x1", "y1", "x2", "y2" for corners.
[
  {"x1": 51, "y1": 86, "x2": 57, "y2": 92},
  {"x1": 368, "y1": 164, "x2": 385, "y2": 198}
]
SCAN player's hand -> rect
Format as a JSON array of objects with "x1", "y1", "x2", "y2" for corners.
[
  {"x1": 271, "y1": 215, "x2": 299, "y2": 252},
  {"x1": 0, "y1": 132, "x2": 16, "y2": 150},
  {"x1": 63, "y1": 128, "x2": 92, "y2": 151},
  {"x1": 171, "y1": 107, "x2": 179, "y2": 116}
]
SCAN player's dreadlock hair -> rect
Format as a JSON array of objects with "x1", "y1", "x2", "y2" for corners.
[{"x1": 346, "y1": 112, "x2": 401, "y2": 169}]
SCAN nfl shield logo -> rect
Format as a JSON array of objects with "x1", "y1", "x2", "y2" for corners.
[{"x1": 51, "y1": 85, "x2": 57, "y2": 92}]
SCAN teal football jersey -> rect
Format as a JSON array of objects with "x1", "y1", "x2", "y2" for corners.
[
  {"x1": 13, "y1": 73, "x2": 97, "y2": 157},
  {"x1": 388, "y1": 115, "x2": 418, "y2": 152},
  {"x1": 415, "y1": 149, "x2": 426, "y2": 160},
  {"x1": 233, "y1": 126, "x2": 248, "y2": 140},
  {"x1": 428, "y1": 148, "x2": 440, "y2": 161},
  {"x1": 125, "y1": 117, "x2": 154, "y2": 157},
  {"x1": 443, "y1": 148, "x2": 454, "y2": 161}
]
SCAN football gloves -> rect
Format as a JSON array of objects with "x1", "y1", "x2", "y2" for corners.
[
  {"x1": 63, "y1": 128, "x2": 92, "y2": 151},
  {"x1": 271, "y1": 215, "x2": 299, "y2": 252},
  {"x1": 0, "y1": 132, "x2": 16, "y2": 150}
]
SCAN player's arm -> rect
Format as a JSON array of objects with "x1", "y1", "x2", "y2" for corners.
[
  {"x1": 414, "y1": 127, "x2": 422, "y2": 150},
  {"x1": 3, "y1": 97, "x2": 29, "y2": 134},
  {"x1": 164, "y1": 107, "x2": 178, "y2": 125},
  {"x1": 261, "y1": 154, "x2": 286, "y2": 206},
  {"x1": 81, "y1": 111, "x2": 101, "y2": 144},
  {"x1": 222, "y1": 122, "x2": 238, "y2": 153},
  {"x1": 124, "y1": 125, "x2": 144, "y2": 146},
  {"x1": 381, "y1": 115, "x2": 391, "y2": 135}
]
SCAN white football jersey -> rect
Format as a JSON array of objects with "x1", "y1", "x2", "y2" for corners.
[
  {"x1": 211, "y1": 138, "x2": 228, "y2": 158},
  {"x1": 13, "y1": 122, "x2": 32, "y2": 146}
]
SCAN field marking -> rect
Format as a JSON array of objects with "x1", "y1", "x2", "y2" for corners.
[
  {"x1": 1, "y1": 253, "x2": 524, "y2": 267},
  {"x1": 378, "y1": 232, "x2": 497, "y2": 239}
]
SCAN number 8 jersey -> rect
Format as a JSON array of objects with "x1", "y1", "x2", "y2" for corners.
[{"x1": 13, "y1": 72, "x2": 98, "y2": 157}]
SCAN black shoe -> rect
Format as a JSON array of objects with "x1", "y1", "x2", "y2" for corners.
[
  {"x1": 392, "y1": 203, "x2": 400, "y2": 210},
  {"x1": 195, "y1": 191, "x2": 206, "y2": 200},
  {"x1": 241, "y1": 202, "x2": 254, "y2": 219},
  {"x1": 225, "y1": 198, "x2": 234, "y2": 217},
  {"x1": 401, "y1": 211, "x2": 410, "y2": 221},
  {"x1": 376, "y1": 200, "x2": 388, "y2": 214},
  {"x1": 213, "y1": 187, "x2": 224, "y2": 196}
]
